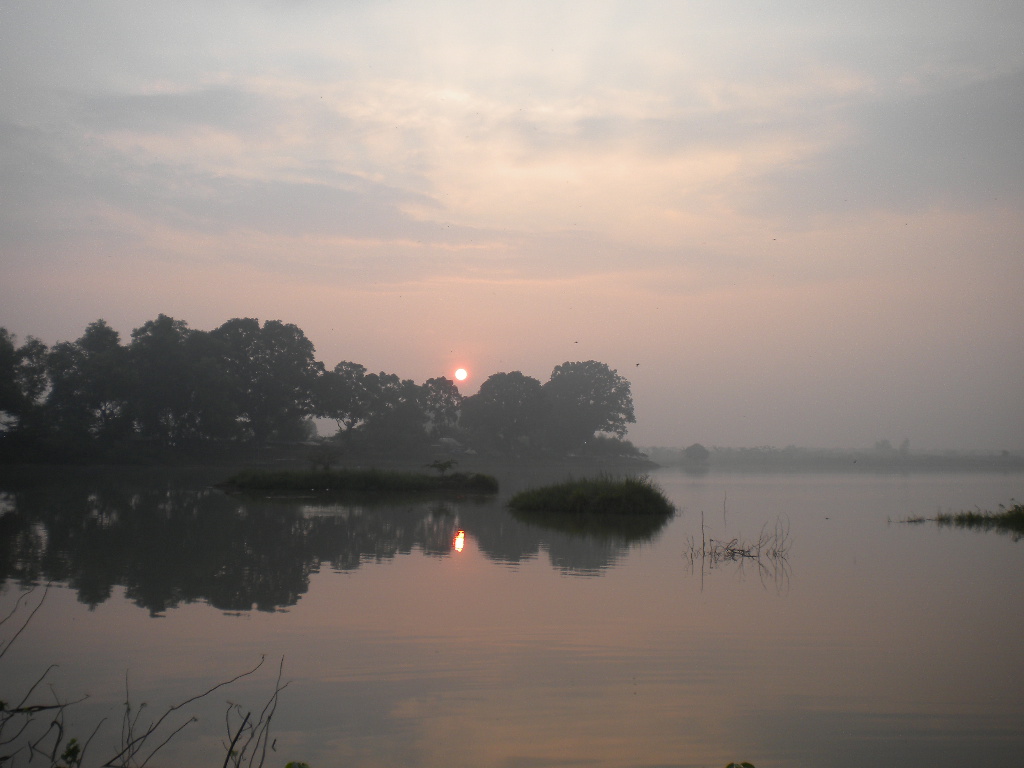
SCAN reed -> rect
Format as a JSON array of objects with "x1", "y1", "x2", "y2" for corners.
[
  {"x1": 933, "y1": 502, "x2": 1024, "y2": 539},
  {"x1": 507, "y1": 474, "x2": 674, "y2": 517}
]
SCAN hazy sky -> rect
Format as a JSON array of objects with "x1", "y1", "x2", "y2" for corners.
[{"x1": 2, "y1": 1, "x2": 1022, "y2": 450}]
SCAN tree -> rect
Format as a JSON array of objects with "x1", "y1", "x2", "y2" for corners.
[
  {"x1": 460, "y1": 371, "x2": 545, "y2": 454},
  {"x1": 422, "y1": 376, "x2": 462, "y2": 438},
  {"x1": 358, "y1": 372, "x2": 427, "y2": 453},
  {"x1": 0, "y1": 328, "x2": 48, "y2": 435},
  {"x1": 542, "y1": 361, "x2": 635, "y2": 453},
  {"x1": 128, "y1": 314, "x2": 213, "y2": 444},
  {"x1": 211, "y1": 318, "x2": 323, "y2": 443},
  {"x1": 46, "y1": 320, "x2": 132, "y2": 443},
  {"x1": 314, "y1": 361, "x2": 370, "y2": 440},
  {"x1": 682, "y1": 442, "x2": 710, "y2": 468}
]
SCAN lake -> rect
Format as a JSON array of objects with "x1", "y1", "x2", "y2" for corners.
[{"x1": 1, "y1": 465, "x2": 1022, "y2": 768}]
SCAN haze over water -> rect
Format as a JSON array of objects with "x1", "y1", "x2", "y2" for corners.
[{"x1": 1, "y1": 467, "x2": 1021, "y2": 767}]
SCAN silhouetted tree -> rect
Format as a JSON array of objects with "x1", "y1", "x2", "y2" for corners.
[
  {"x1": 46, "y1": 320, "x2": 132, "y2": 445},
  {"x1": 0, "y1": 328, "x2": 47, "y2": 435},
  {"x1": 211, "y1": 318, "x2": 323, "y2": 443},
  {"x1": 315, "y1": 360, "x2": 370, "y2": 441},
  {"x1": 422, "y1": 376, "x2": 462, "y2": 438},
  {"x1": 682, "y1": 442, "x2": 710, "y2": 471},
  {"x1": 461, "y1": 371, "x2": 545, "y2": 454},
  {"x1": 128, "y1": 314, "x2": 239, "y2": 444},
  {"x1": 542, "y1": 360, "x2": 635, "y2": 453},
  {"x1": 359, "y1": 372, "x2": 428, "y2": 453}
]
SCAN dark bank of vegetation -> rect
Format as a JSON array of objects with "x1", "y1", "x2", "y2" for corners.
[
  {"x1": 906, "y1": 502, "x2": 1024, "y2": 540},
  {"x1": 508, "y1": 475, "x2": 674, "y2": 517},
  {"x1": 649, "y1": 441, "x2": 1024, "y2": 473},
  {"x1": 0, "y1": 317, "x2": 643, "y2": 465},
  {"x1": 221, "y1": 466, "x2": 499, "y2": 496}
]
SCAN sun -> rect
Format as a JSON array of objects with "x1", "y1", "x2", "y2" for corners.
[{"x1": 454, "y1": 368, "x2": 468, "y2": 381}]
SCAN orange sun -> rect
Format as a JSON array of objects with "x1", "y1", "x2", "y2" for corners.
[{"x1": 454, "y1": 368, "x2": 468, "y2": 381}]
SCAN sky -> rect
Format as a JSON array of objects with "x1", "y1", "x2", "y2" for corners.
[{"x1": 1, "y1": 0, "x2": 1022, "y2": 451}]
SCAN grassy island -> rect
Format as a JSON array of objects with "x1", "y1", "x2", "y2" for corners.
[
  {"x1": 508, "y1": 475, "x2": 674, "y2": 517},
  {"x1": 220, "y1": 467, "x2": 499, "y2": 495},
  {"x1": 507, "y1": 475, "x2": 675, "y2": 540}
]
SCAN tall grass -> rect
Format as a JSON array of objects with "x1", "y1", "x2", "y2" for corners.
[
  {"x1": 933, "y1": 502, "x2": 1024, "y2": 540},
  {"x1": 507, "y1": 475, "x2": 674, "y2": 517}
]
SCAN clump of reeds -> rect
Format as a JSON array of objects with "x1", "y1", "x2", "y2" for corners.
[
  {"x1": 507, "y1": 474, "x2": 675, "y2": 517},
  {"x1": 220, "y1": 467, "x2": 499, "y2": 495},
  {"x1": 684, "y1": 514, "x2": 791, "y2": 592},
  {"x1": 933, "y1": 502, "x2": 1024, "y2": 540},
  {"x1": 688, "y1": 516, "x2": 791, "y2": 565}
]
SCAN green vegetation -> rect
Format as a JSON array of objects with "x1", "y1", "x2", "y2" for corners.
[
  {"x1": 508, "y1": 475, "x2": 674, "y2": 517},
  {"x1": 221, "y1": 467, "x2": 499, "y2": 495},
  {"x1": 934, "y1": 502, "x2": 1024, "y2": 539},
  {"x1": 903, "y1": 502, "x2": 1024, "y2": 540},
  {"x1": 507, "y1": 473, "x2": 675, "y2": 540}
]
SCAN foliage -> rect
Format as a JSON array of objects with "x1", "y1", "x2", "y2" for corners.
[
  {"x1": 314, "y1": 361, "x2": 369, "y2": 438},
  {"x1": 357, "y1": 373, "x2": 428, "y2": 453},
  {"x1": 541, "y1": 360, "x2": 635, "y2": 452},
  {"x1": 222, "y1": 467, "x2": 499, "y2": 495},
  {"x1": 2, "y1": 314, "x2": 640, "y2": 462},
  {"x1": 682, "y1": 442, "x2": 710, "y2": 465},
  {"x1": 421, "y1": 376, "x2": 462, "y2": 438},
  {"x1": 911, "y1": 502, "x2": 1024, "y2": 541},
  {"x1": 460, "y1": 371, "x2": 545, "y2": 454},
  {"x1": 46, "y1": 320, "x2": 133, "y2": 447},
  {"x1": 211, "y1": 318, "x2": 323, "y2": 443},
  {"x1": 0, "y1": 328, "x2": 48, "y2": 434},
  {"x1": 575, "y1": 434, "x2": 645, "y2": 459},
  {"x1": 508, "y1": 475, "x2": 674, "y2": 517}
]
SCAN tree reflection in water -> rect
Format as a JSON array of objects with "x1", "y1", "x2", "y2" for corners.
[{"x1": 0, "y1": 472, "x2": 676, "y2": 612}]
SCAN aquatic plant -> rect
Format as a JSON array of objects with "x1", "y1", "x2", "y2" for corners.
[
  {"x1": 685, "y1": 513, "x2": 791, "y2": 592},
  {"x1": 507, "y1": 474, "x2": 674, "y2": 517},
  {"x1": 220, "y1": 467, "x2": 499, "y2": 495},
  {"x1": 934, "y1": 502, "x2": 1024, "y2": 540},
  {"x1": 903, "y1": 502, "x2": 1023, "y2": 541},
  {"x1": 0, "y1": 587, "x2": 292, "y2": 768}
]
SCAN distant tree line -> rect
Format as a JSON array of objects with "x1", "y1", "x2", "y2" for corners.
[
  {"x1": 0, "y1": 316, "x2": 638, "y2": 462},
  {"x1": 646, "y1": 443, "x2": 1023, "y2": 472}
]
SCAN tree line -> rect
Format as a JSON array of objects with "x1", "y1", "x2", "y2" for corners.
[{"x1": 0, "y1": 315, "x2": 638, "y2": 461}]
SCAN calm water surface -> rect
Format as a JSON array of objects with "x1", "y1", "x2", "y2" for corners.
[{"x1": 1, "y1": 466, "x2": 1022, "y2": 768}]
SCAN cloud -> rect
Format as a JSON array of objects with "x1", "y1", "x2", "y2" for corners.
[
  {"x1": 751, "y1": 69, "x2": 1024, "y2": 218},
  {"x1": 81, "y1": 88, "x2": 273, "y2": 135}
]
